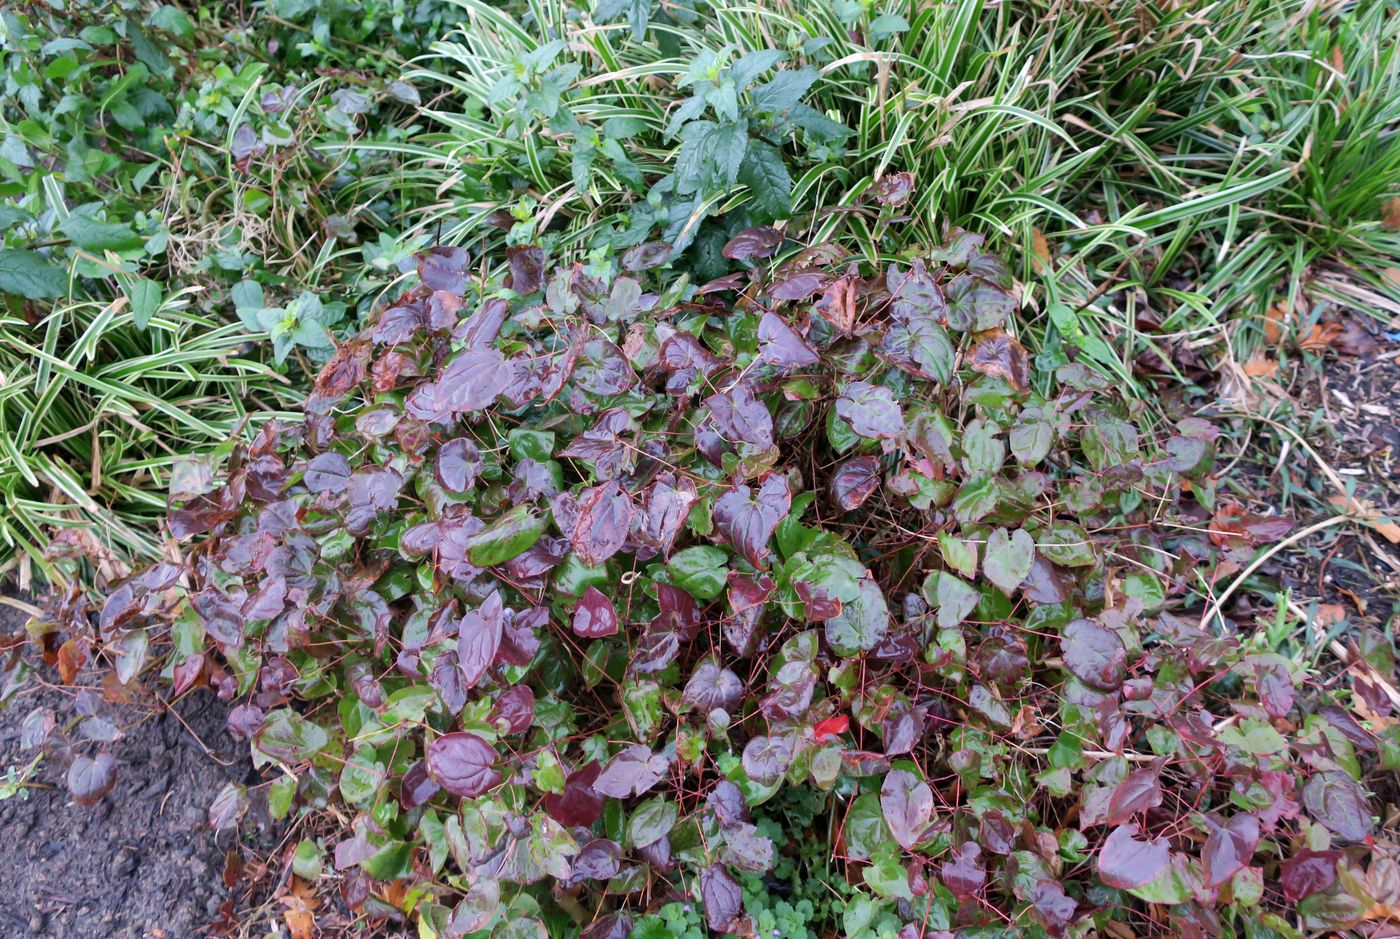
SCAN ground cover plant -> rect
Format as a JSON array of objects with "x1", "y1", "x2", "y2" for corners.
[
  {"x1": 407, "y1": 0, "x2": 1400, "y2": 373},
  {"x1": 0, "y1": 0, "x2": 449, "y2": 573},
  {"x1": 20, "y1": 220, "x2": 1394, "y2": 938}
]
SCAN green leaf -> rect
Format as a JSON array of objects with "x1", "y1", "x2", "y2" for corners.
[
  {"x1": 0, "y1": 249, "x2": 66, "y2": 298},
  {"x1": 466, "y1": 506, "x2": 548, "y2": 566},
  {"x1": 125, "y1": 277, "x2": 162, "y2": 329},
  {"x1": 148, "y1": 5, "x2": 196, "y2": 43},
  {"x1": 983, "y1": 527, "x2": 1034, "y2": 595},
  {"x1": 666, "y1": 545, "x2": 729, "y2": 600},
  {"x1": 340, "y1": 750, "x2": 386, "y2": 806},
  {"x1": 1037, "y1": 522, "x2": 1096, "y2": 567},
  {"x1": 125, "y1": 19, "x2": 173, "y2": 76},
  {"x1": 938, "y1": 533, "x2": 977, "y2": 580},
  {"x1": 292, "y1": 839, "x2": 323, "y2": 880},
  {"x1": 60, "y1": 216, "x2": 144, "y2": 252},
  {"x1": 268, "y1": 774, "x2": 297, "y2": 820},
  {"x1": 739, "y1": 142, "x2": 794, "y2": 220},
  {"x1": 952, "y1": 478, "x2": 998, "y2": 524},
  {"x1": 924, "y1": 571, "x2": 979, "y2": 629},
  {"x1": 824, "y1": 577, "x2": 889, "y2": 655},
  {"x1": 1009, "y1": 420, "x2": 1053, "y2": 465},
  {"x1": 749, "y1": 67, "x2": 819, "y2": 114},
  {"x1": 1218, "y1": 718, "x2": 1287, "y2": 755},
  {"x1": 257, "y1": 709, "x2": 329, "y2": 763},
  {"x1": 363, "y1": 841, "x2": 412, "y2": 880}
]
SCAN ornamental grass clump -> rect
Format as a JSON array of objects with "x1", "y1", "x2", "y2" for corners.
[{"x1": 63, "y1": 227, "x2": 1391, "y2": 937}]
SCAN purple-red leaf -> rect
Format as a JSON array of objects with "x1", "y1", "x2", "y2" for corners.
[
  {"x1": 436, "y1": 438, "x2": 482, "y2": 493},
  {"x1": 593, "y1": 745, "x2": 668, "y2": 799},
  {"x1": 1062, "y1": 619, "x2": 1127, "y2": 691},
  {"x1": 1097, "y1": 823, "x2": 1169, "y2": 889},
  {"x1": 722, "y1": 226, "x2": 782, "y2": 261},
  {"x1": 700, "y1": 864, "x2": 744, "y2": 931},
  {"x1": 572, "y1": 480, "x2": 634, "y2": 566},
  {"x1": 1202, "y1": 813, "x2": 1259, "y2": 887},
  {"x1": 1301, "y1": 771, "x2": 1373, "y2": 841},
  {"x1": 544, "y1": 762, "x2": 604, "y2": 827},
  {"x1": 572, "y1": 587, "x2": 619, "y2": 638},
  {"x1": 683, "y1": 661, "x2": 743, "y2": 713},
  {"x1": 1105, "y1": 760, "x2": 1163, "y2": 826},
  {"x1": 758, "y1": 311, "x2": 820, "y2": 367},
  {"x1": 456, "y1": 591, "x2": 504, "y2": 688},
  {"x1": 426, "y1": 733, "x2": 501, "y2": 798},
  {"x1": 706, "y1": 383, "x2": 774, "y2": 449},
  {"x1": 67, "y1": 752, "x2": 118, "y2": 805},
  {"x1": 830, "y1": 455, "x2": 881, "y2": 511},
  {"x1": 1281, "y1": 848, "x2": 1341, "y2": 901},
  {"x1": 941, "y1": 842, "x2": 985, "y2": 898},
  {"x1": 714, "y1": 474, "x2": 791, "y2": 567},
  {"x1": 836, "y1": 382, "x2": 902, "y2": 439},
  {"x1": 881, "y1": 769, "x2": 933, "y2": 850}
]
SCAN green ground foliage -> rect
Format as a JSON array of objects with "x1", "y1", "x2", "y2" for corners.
[{"x1": 3, "y1": 0, "x2": 1400, "y2": 936}]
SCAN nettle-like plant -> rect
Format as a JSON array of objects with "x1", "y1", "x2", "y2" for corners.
[{"x1": 65, "y1": 228, "x2": 1395, "y2": 937}]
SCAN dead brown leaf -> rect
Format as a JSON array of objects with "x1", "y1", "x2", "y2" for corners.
[
  {"x1": 1030, "y1": 228, "x2": 1051, "y2": 273},
  {"x1": 1264, "y1": 303, "x2": 1289, "y2": 345},
  {"x1": 1242, "y1": 353, "x2": 1279, "y2": 377},
  {"x1": 283, "y1": 907, "x2": 315, "y2": 939},
  {"x1": 1316, "y1": 603, "x2": 1348, "y2": 628},
  {"x1": 1298, "y1": 321, "x2": 1344, "y2": 353},
  {"x1": 1329, "y1": 494, "x2": 1400, "y2": 544},
  {"x1": 1384, "y1": 197, "x2": 1400, "y2": 231}
]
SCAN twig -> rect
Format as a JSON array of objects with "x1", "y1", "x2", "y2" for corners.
[{"x1": 1197, "y1": 513, "x2": 1352, "y2": 629}]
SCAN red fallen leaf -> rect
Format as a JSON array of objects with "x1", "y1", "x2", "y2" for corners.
[
  {"x1": 172, "y1": 652, "x2": 207, "y2": 695},
  {"x1": 812, "y1": 714, "x2": 849, "y2": 742},
  {"x1": 1209, "y1": 504, "x2": 1293, "y2": 546},
  {"x1": 967, "y1": 329, "x2": 1030, "y2": 393},
  {"x1": 313, "y1": 338, "x2": 371, "y2": 398},
  {"x1": 57, "y1": 636, "x2": 86, "y2": 685}
]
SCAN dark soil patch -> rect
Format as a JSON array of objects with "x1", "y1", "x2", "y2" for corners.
[
  {"x1": 1222, "y1": 323, "x2": 1400, "y2": 626},
  {"x1": 0, "y1": 591, "x2": 278, "y2": 939}
]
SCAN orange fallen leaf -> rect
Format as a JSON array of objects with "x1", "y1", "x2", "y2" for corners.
[
  {"x1": 1297, "y1": 321, "x2": 1343, "y2": 353},
  {"x1": 283, "y1": 907, "x2": 315, "y2": 939},
  {"x1": 1242, "y1": 354, "x2": 1279, "y2": 377},
  {"x1": 1315, "y1": 603, "x2": 1347, "y2": 627},
  {"x1": 57, "y1": 637, "x2": 84, "y2": 685},
  {"x1": 1030, "y1": 228, "x2": 1051, "y2": 273},
  {"x1": 1329, "y1": 494, "x2": 1400, "y2": 544},
  {"x1": 1384, "y1": 197, "x2": 1400, "y2": 231},
  {"x1": 1264, "y1": 303, "x2": 1289, "y2": 345}
]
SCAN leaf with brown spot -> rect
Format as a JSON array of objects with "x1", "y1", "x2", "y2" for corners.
[{"x1": 967, "y1": 329, "x2": 1029, "y2": 393}]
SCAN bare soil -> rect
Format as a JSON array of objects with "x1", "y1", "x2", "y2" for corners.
[{"x1": 0, "y1": 592, "x2": 275, "y2": 939}]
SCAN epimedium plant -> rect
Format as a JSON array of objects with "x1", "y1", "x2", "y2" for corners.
[{"x1": 36, "y1": 221, "x2": 1396, "y2": 937}]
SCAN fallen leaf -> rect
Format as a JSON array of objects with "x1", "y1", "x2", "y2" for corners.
[
  {"x1": 1329, "y1": 494, "x2": 1400, "y2": 544},
  {"x1": 1315, "y1": 604, "x2": 1347, "y2": 628},
  {"x1": 1384, "y1": 197, "x2": 1400, "y2": 231},
  {"x1": 1264, "y1": 303, "x2": 1289, "y2": 345},
  {"x1": 1298, "y1": 321, "x2": 1343, "y2": 353},
  {"x1": 1030, "y1": 229, "x2": 1051, "y2": 273},
  {"x1": 283, "y1": 907, "x2": 314, "y2": 939},
  {"x1": 1242, "y1": 354, "x2": 1279, "y2": 378}
]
